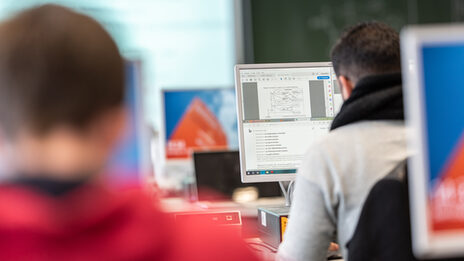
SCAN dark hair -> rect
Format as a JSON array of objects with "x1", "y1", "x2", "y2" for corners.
[
  {"x1": 331, "y1": 21, "x2": 401, "y2": 82},
  {"x1": 0, "y1": 4, "x2": 124, "y2": 138}
]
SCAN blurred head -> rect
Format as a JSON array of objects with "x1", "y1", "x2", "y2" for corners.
[
  {"x1": 0, "y1": 5, "x2": 126, "y2": 180},
  {"x1": 331, "y1": 21, "x2": 401, "y2": 100}
]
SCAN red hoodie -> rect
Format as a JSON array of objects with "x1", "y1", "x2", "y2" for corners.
[{"x1": 0, "y1": 183, "x2": 260, "y2": 261}]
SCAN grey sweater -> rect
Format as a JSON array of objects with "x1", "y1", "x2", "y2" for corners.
[{"x1": 277, "y1": 120, "x2": 408, "y2": 261}]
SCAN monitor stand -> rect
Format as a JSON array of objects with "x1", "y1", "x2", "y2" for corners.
[{"x1": 278, "y1": 181, "x2": 295, "y2": 207}]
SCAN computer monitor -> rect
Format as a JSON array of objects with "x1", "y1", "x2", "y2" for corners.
[
  {"x1": 104, "y1": 60, "x2": 151, "y2": 186},
  {"x1": 193, "y1": 151, "x2": 281, "y2": 201},
  {"x1": 402, "y1": 25, "x2": 464, "y2": 258},
  {"x1": 235, "y1": 62, "x2": 342, "y2": 183},
  {"x1": 162, "y1": 88, "x2": 239, "y2": 160}
]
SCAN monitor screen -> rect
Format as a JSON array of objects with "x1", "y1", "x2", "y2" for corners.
[
  {"x1": 235, "y1": 63, "x2": 342, "y2": 182},
  {"x1": 163, "y1": 88, "x2": 238, "y2": 159},
  {"x1": 193, "y1": 151, "x2": 281, "y2": 201},
  {"x1": 402, "y1": 25, "x2": 464, "y2": 258},
  {"x1": 421, "y1": 44, "x2": 464, "y2": 232}
]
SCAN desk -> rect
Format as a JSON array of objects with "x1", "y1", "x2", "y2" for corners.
[
  {"x1": 160, "y1": 197, "x2": 343, "y2": 261},
  {"x1": 160, "y1": 197, "x2": 285, "y2": 217},
  {"x1": 245, "y1": 238, "x2": 344, "y2": 261},
  {"x1": 246, "y1": 237, "x2": 277, "y2": 261}
]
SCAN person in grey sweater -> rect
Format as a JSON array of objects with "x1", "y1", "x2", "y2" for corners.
[{"x1": 277, "y1": 22, "x2": 408, "y2": 261}]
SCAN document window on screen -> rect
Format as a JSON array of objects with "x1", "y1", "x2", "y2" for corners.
[{"x1": 239, "y1": 67, "x2": 342, "y2": 176}]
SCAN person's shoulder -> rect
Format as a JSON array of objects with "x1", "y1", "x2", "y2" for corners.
[
  {"x1": 307, "y1": 120, "x2": 406, "y2": 157},
  {"x1": 298, "y1": 120, "x2": 406, "y2": 181},
  {"x1": 102, "y1": 186, "x2": 169, "y2": 228},
  {"x1": 296, "y1": 133, "x2": 339, "y2": 185},
  {"x1": 329, "y1": 120, "x2": 405, "y2": 137}
]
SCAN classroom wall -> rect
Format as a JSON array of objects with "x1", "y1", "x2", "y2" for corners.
[{"x1": 247, "y1": 0, "x2": 464, "y2": 63}]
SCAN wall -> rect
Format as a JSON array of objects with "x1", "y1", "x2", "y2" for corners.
[{"x1": 247, "y1": 0, "x2": 464, "y2": 63}]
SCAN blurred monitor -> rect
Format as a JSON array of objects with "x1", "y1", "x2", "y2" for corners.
[
  {"x1": 104, "y1": 60, "x2": 151, "y2": 186},
  {"x1": 162, "y1": 88, "x2": 238, "y2": 160},
  {"x1": 235, "y1": 62, "x2": 342, "y2": 183},
  {"x1": 193, "y1": 151, "x2": 281, "y2": 201},
  {"x1": 402, "y1": 25, "x2": 464, "y2": 258}
]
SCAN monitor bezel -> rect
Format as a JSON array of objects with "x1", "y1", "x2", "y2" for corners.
[
  {"x1": 401, "y1": 24, "x2": 464, "y2": 259},
  {"x1": 234, "y1": 62, "x2": 333, "y2": 183}
]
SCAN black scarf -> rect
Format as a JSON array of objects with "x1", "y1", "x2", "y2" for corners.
[{"x1": 330, "y1": 73, "x2": 404, "y2": 131}]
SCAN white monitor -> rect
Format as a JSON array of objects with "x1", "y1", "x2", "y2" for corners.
[
  {"x1": 235, "y1": 62, "x2": 342, "y2": 183},
  {"x1": 402, "y1": 24, "x2": 464, "y2": 259}
]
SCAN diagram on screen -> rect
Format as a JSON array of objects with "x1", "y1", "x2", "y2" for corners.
[{"x1": 257, "y1": 85, "x2": 307, "y2": 119}]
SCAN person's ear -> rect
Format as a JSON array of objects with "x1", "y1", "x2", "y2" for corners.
[
  {"x1": 338, "y1": 75, "x2": 355, "y2": 100},
  {"x1": 94, "y1": 107, "x2": 128, "y2": 153}
]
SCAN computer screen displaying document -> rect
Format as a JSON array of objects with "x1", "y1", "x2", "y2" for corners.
[{"x1": 235, "y1": 63, "x2": 342, "y2": 182}]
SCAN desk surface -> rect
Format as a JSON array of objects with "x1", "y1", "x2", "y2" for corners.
[
  {"x1": 160, "y1": 197, "x2": 285, "y2": 217},
  {"x1": 246, "y1": 237, "x2": 277, "y2": 261},
  {"x1": 160, "y1": 197, "x2": 343, "y2": 261},
  {"x1": 245, "y1": 238, "x2": 343, "y2": 261}
]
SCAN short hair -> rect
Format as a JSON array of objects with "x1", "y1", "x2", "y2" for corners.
[
  {"x1": 0, "y1": 4, "x2": 124, "y2": 138},
  {"x1": 330, "y1": 21, "x2": 401, "y2": 82}
]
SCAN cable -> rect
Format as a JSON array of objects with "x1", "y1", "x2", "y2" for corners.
[
  {"x1": 287, "y1": 180, "x2": 295, "y2": 203},
  {"x1": 247, "y1": 242, "x2": 278, "y2": 253},
  {"x1": 279, "y1": 181, "x2": 295, "y2": 206},
  {"x1": 279, "y1": 181, "x2": 288, "y2": 199}
]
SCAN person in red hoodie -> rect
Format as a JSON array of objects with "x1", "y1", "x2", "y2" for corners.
[{"x1": 0, "y1": 4, "x2": 259, "y2": 261}]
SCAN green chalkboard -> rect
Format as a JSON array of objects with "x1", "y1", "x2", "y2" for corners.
[{"x1": 247, "y1": 0, "x2": 463, "y2": 63}]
